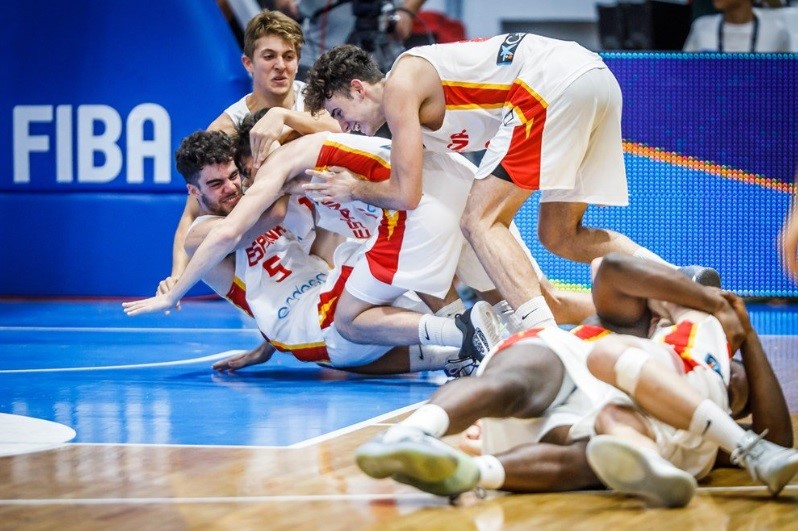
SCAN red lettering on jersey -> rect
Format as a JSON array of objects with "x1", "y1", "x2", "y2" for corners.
[
  {"x1": 447, "y1": 130, "x2": 469, "y2": 151},
  {"x1": 245, "y1": 225, "x2": 288, "y2": 266},
  {"x1": 262, "y1": 255, "x2": 292, "y2": 282}
]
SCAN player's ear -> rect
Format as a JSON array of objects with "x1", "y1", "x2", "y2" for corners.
[{"x1": 187, "y1": 183, "x2": 200, "y2": 198}]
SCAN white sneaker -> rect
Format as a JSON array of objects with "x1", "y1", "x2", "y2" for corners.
[
  {"x1": 586, "y1": 435, "x2": 697, "y2": 508},
  {"x1": 454, "y1": 301, "x2": 502, "y2": 363},
  {"x1": 731, "y1": 430, "x2": 798, "y2": 496}
]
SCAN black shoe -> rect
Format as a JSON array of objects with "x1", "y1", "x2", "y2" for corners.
[
  {"x1": 678, "y1": 265, "x2": 721, "y2": 288},
  {"x1": 454, "y1": 301, "x2": 501, "y2": 365}
]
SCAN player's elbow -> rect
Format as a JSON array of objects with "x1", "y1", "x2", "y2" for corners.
[{"x1": 395, "y1": 190, "x2": 421, "y2": 210}]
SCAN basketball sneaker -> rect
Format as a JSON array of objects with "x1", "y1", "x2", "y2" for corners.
[
  {"x1": 454, "y1": 301, "x2": 502, "y2": 365},
  {"x1": 586, "y1": 435, "x2": 697, "y2": 508},
  {"x1": 678, "y1": 265, "x2": 722, "y2": 288},
  {"x1": 355, "y1": 425, "x2": 480, "y2": 496},
  {"x1": 730, "y1": 430, "x2": 798, "y2": 496}
]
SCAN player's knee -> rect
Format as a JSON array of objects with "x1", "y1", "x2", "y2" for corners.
[{"x1": 538, "y1": 222, "x2": 573, "y2": 256}]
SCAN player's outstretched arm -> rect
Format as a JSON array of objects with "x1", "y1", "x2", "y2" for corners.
[{"x1": 212, "y1": 341, "x2": 276, "y2": 372}]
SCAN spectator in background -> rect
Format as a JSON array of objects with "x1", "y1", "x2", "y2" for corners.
[
  {"x1": 269, "y1": 0, "x2": 426, "y2": 77},
  {"x1": 683, "y1": 0, "x2": 791, "y2": 52}
]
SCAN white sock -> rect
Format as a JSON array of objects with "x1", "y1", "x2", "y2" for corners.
[
  {"x1": 633, "y1": 247, "x2": 677, "y2": 269},
  {"x1": 419, "y1": 314, "x2": 462, "y2": 347},
  {"x1": 400, "y1": 403, "x2": 450, "y2": 437},
  {"x1": 494, "y1": 300, "x2": 522, "y2": 336},
  {"x1": 408, "y1": 344, "x2": 460, "y2": 372},
  {"x1": 514, "y1": 296, "x2": 555, "y2": 328},
  {"x1": 687, "y1": 399, "x2": 747, "y2": 454},
  {"x1": 435, "y1": 299, "x2": 466, "y2": 318},
  {"x1": 474, "y1": 454, "x2": 506, "y2": 490}
]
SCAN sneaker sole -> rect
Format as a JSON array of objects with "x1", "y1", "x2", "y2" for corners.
[
  {"x1": 469, "y1": 301, "x2": 502, "y2": 358},
  {"x1": 355, "y1": 440, "x2": 458, "y2": 482},
  {"x1": 763, "y1": 452, "x2": 798, "y2": 496},
  {"x1": 587, "y1": 435, "x2": 697, "y2": 508}
]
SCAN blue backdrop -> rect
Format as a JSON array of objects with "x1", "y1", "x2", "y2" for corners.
[{"x1": 1, "y1": 8, "x2": 795, "y2": 297}]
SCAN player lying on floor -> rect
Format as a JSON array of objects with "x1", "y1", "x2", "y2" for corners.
[{"x1": 354, "y1": 253, "x2": 798, "y2": 507}]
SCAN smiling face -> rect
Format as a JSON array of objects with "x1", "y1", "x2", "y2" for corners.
[
  {"x1": 323, "y1": 81, "x2": 386, "y2": 137},
  {"x1": 190, "y1": 160, "x2": 243, "y2": 216},
  {"x1": 243, "y1": 35, "x2": 298, "y2": 101}
]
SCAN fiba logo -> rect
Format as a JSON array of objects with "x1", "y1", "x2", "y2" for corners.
[{"x1": 13, "y1": 103, "x2": 171, "y2": 185}]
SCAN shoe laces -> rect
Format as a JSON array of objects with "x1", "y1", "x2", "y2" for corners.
[
  {"x1": 730, "y1": 429, "x2": 769, "y2": 467},
  {"x1": 444, "y1": 355, "x2": 480, "y2": 378}
]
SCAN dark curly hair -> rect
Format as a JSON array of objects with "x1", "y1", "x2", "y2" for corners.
[
  {"x1": 232, "y1": 108, "x2": 270, "y2": 178},
  {"x1": 303, "y1": 44, "x2": 384, "y2": 115},
  {"x1": 175, "y1": 131, "x2": 235, "y2": 186}
]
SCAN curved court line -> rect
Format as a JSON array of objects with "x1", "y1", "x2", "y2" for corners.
[
  {"x1": 0, "y1": 350, "x2": 246, "y2": 374},
  {"x1": 290, "y1": 402, "x2": 426, "y2": 449}
]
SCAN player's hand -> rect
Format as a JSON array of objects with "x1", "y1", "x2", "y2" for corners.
[
  {"x1": 302, "y1": 166, "x2": 357, "y2": 203},
  {"x1": 251, "y1": 109, "x2": 286, "y2": 171},
  {"x1": 720, "y1": 291, "x2": 753, "y2": 336},
  {"x1": 709, "y1": 289, "x2": 746, "y2": 353},
  {"x1": 122, "y1": 293, "x2": 180, "y2": 316},
  {"x1": 392, "y1": 8, "x2": 415, "y2": 41},
  {"x1": 212, "y1": 341, "x2": 274, "y2": 372},
  {"x1": 779, "y1": 207, "x2": 798, "y2": 282},
  {"x1": 156, "y1": 276, "x2": 182, "y2": 312}
]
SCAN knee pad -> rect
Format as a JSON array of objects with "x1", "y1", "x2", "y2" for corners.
[{"x1": 613, "y1": 347, "x2": 651, "y2": 396}]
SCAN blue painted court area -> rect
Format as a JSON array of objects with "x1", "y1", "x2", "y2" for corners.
[
  {"x1": 0, "y1": 300, "x2": 441, "y2": 447},
  {"x1": 1, "y1": 299, "x2": 796, "y2": 448}
]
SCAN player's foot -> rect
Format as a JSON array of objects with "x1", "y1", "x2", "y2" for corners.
[
  {"x1": 454, "y1": 301, "x2": 502, "y2": 365},
  {"x1": 731, "y1": 430, "x2": 798, "y2": 496},
  {"x1": 355, "y1": 426, "x2": 480, "y2": 496},
  {"x1": 586, "y1": 435, "x2": 697, "y2": 508},
  {"x1": 678, "y1": 265, "x2": 721, "y2": 288}
]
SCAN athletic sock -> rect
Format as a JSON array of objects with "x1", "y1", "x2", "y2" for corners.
[
  {"x1": 633, "y1": 247, "x2": 677, "y2": 269},
  {"x1": 514, "y1": 296, "x2": 556, "y2": 328},
  {"x1": 474, "y1": 455, "x2": 506, "y2": 490},
  {"x1": 687, "y1": 399, "x2": 747, "y2": 454},
  {"x1": 400, "y1": 403, "x2": 450, "y2": 438},
  {"x1": 408, "y1": 344, "x2": 460, "y2": 372},
  {"x1": 419, "y1": 314, "x2": 463, "y2": 347},
  {"x1": 435, "y1": 298, "x2": 466, "y2": 318}
]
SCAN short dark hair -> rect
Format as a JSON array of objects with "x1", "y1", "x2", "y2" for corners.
[
  {"x1": 175, "y1": 131, "x2": 235, "y2": 186},
  {"x1": 303, "y1": 44, "x2": 385, "y2": 114},
  {"x1": 232, "y1": 108, "x2": 270, "y2": 176}
]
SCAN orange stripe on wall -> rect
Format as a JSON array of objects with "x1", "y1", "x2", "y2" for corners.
[{"x1": 623, "y1": 141, "x2": 795, "y2": 193}]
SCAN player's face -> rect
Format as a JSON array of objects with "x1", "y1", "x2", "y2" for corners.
[
  {"x1": 324, "y1": 86, "x2": 385, "y2": 136},
  {"x1": 244, "y1": 35, "x2": 298, "y2": 98},
  {"x1": 193, "y1": 160, "x2": 243, "y2": 216}
]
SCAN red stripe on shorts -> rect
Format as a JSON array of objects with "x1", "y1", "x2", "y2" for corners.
[
  {"x1": 317, "y1": 265, "x2": 354, "y2": 330},
  {"x1": 365, "y1": 209, "x2": 407, "y2": 286},
  {"x1": 225, "y1": 277, "x2": 253, "y2": 317},
  {"x1": 496, "y1": 80, "x2": 547, "y2": 190}
]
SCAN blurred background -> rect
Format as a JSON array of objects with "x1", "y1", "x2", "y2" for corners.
[{"x1": 1, "y1": 0, "x2": 796, "y2": 298}]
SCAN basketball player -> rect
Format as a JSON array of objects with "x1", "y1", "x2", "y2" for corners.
[
  {"x1": 144, "y1": 130, "x2": 492, "y2": 375},
  {"x1": 354, "y1": 253, "x2": 798, "y2": 507},
  {"x1": 300, "y1": 39, "x2": 716, "y2": 332}
]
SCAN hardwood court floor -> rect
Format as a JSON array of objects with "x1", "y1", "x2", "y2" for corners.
[{"x1": 1, "y1": 301, "x2": 797, "y2": 529}]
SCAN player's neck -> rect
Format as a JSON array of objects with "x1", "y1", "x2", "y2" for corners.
[
  {"x1": 723, "y1": 5, "x2": 754, "y2": 25},
  {"x1": 248, "y1": 88, "x2": 295, "y2": 112}
]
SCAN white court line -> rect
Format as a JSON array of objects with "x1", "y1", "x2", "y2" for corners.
[
  {"x1": 0, "y1": 350, "x2": 246, "y2": 374},
  {"x1": 1, "y1": 485, "x2": 794, "y2": 506},
  {"x1": 0, "y1": 493, "x2": 441, "y2": 506},
  {"x1": 289, "y1": 402, "x2": 425, "y2": 448},
  {"x1": 0, "y1": 326, "x2": 260, "y2": 334}
]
